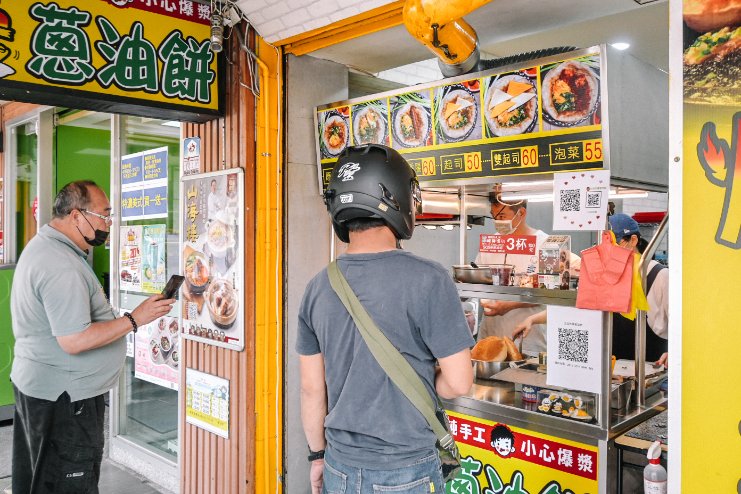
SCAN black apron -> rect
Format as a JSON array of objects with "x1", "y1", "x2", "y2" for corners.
[{"x1": 612, "y1": 263, "x2": 667, "y2": 362}]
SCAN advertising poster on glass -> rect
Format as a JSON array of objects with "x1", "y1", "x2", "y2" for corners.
[
  {"x1": 185, "y1": 368, "x2": 229, "y2": 439},
  {"x1": 141, "y1": 224, "x2": 167, "y2": 293},
  {"x1": 121, "y1": 147, "x2": 169, "y2": 221},
  {"x1": 180, "y1": 169, "x2": 244, "y2": 351},
  {"x1": 134, "y1": 315, "x2": 180, "y2": 390},
  {"x1": 119, "y1": 225, "x2": 143, "y2": 292}
]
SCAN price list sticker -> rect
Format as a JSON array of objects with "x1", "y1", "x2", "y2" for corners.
[
  {"x1": 407, "y1": 156, "x2": 437, "y2": 177},
  {"x1": 550, "y1": 138, "x2": 603, "y2": 166},
  {"x1": 490, "y1": 145, "x2": 539, "y2": 171},
  {"x1": 440, "y1": 151, "x2": 482, "y2": 175}
]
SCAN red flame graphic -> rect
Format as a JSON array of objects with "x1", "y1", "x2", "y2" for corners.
[{"x1": 699, "y1": 125, "x2": 728, "y2": 174}]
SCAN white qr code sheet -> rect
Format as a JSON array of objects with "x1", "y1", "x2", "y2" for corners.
[
  {"x1": 547, "y1": 306, "x2": 603, "y2": 394},
  {"x1": 552, "y1": 170, "x2": 610, "y2": 231}
]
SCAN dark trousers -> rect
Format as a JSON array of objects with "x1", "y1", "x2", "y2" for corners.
[{"x1": 12, "y1": 386, "x2": 106, "y2": 494}]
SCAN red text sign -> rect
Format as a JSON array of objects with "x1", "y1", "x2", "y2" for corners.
[
  {"x1": 480, "y1": 234, "x2": 537, "y2": 255},
  {"x1": 449, "y1": 414, "x2": 598, "y2": 481}
]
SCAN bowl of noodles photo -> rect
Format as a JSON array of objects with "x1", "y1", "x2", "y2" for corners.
[
  {"x1": 184, "y1": 251, "x2": 210, "y2": 295},
  {"x1": 205, "y1": 278, "x2": 238, "y2": 329},
  {"x1": 206, "y1": 220, "x2": 235, "y2": 256}
]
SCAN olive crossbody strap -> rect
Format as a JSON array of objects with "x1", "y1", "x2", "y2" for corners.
[{"x1": 326, "y1": 261, "x2": 453, "y2": 449}]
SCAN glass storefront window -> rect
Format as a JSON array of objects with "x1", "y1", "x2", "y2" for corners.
[
  {"x1": 12, "y1": 121, "x2": 39, "y2": 260},
  {"x1": 116, "y1": 116, "x2": 181, "y2": 460}
]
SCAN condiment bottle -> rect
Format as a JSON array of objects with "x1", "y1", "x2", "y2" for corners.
[{"x1": 643, "y1": 440, "x2": 667, "y2": 494}]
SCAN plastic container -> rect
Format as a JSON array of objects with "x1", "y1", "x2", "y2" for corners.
[{"x1": 643, "y1": 440, "x2": 667, "y2": 494}]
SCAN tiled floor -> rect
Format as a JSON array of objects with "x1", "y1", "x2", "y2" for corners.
[{"x1": 0, "y1": 416, "x2": 172, "y2": 494}]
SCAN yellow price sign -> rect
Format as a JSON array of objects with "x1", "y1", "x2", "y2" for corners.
[
  {"x1": 411, "y1": 156, "x2": 437, "y2": 177},
  {"x1": 520, "y1": 146, "x2": 539, "y2": 168},
  {"x1": 464, "y1": 152, "x2": 482, "y2": 173},
  {"x1": 582, "y1": 139, "x2": 603, "y2": 163}
]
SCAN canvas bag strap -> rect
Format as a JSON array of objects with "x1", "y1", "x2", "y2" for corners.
[{"x1": 327, "y1": 261, "x2": 452, "y2": 447}]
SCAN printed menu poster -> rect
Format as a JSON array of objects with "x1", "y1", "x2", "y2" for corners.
[
  {"x1": 186, "y1": 368, "x2": 229, "y2": 438},
  {"x1": 121, "y1": 146, "x2": 169, "y2": 220},
  {"x1": 141, "y1": 224, "x2": 167, "y2": 293},
  {"x1": 181, "y1": 169, "x2": 244, "y2": 351},
  {"x1": 134, "y1": 316, "x2": 180, "y2": 390},
  {"x1": 546, "y1": 306, "x2": 603, "y2": 394},
  {"x1": 119, "y1": 225, "x2": 143, "y2": 292},
  {"x1": 552, "y1": 170, "x2": 610, "y2": 231}
]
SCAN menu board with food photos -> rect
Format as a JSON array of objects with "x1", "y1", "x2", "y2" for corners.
[
  {"x1": 134, "y1": 315, "x2": 180, "y2": 390},
  {"x1": 180, "y1": 169, "x2": 244, "y2": 351},
  {"x1": 315, "y1": 47, "x2": 605, "y2": 190}
]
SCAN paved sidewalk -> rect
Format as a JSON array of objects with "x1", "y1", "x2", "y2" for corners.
[{"x1": 0, "y1": 414, "x2": 172, "y2": 494}]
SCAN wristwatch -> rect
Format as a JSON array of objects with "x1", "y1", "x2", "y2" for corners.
[
  {"x1": 123, "y1": 312, "x2": 138, "y2": 333},
  {"x1": 307, "y1": 448, "x2": 325, "y2": 462}
]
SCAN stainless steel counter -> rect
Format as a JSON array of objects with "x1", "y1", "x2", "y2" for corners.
[
  {"x1": 0, "y1": 264, "x2": 16, "y2": 270},
  {"x1": 444, "y1": 379, "x2": 667, "y2": 446}
]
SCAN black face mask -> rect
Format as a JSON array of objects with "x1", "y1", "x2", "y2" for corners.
[{"x1": 77, "y1": 211, "x2": 109, "y2": 247}]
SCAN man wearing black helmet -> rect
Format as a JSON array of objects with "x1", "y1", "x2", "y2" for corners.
[{"x1": 297, "y1": 145, "x2": 474, "y2": 493}]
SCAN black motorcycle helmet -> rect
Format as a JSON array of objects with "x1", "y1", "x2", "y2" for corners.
[{"x1": 323, "y1": 144, "x2": 421, "y2": 243}]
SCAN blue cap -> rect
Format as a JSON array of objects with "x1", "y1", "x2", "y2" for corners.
[{"x1": 608, "y1": 213, "x2": 640, "y2": 237}]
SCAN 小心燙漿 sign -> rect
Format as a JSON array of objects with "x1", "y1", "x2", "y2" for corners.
[{"x1": 0, "y1": 1, "x2": 221, "y2": 121}]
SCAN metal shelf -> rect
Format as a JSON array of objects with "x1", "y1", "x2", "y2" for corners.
[{"x1": 456, "y1": 283, "x2": 577, "y2": 307}]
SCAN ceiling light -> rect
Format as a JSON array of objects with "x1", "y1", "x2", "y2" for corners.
[
  {"x1": 611, "y1": 42, "x2": 630, "y2": 51},
  {"x1": 161, "y1": 121, "x2": 180, "y2": 128}
]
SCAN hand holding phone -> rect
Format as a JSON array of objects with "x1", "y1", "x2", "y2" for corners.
[{"x1": 162, "y1": 275, "x2": 185, "y2": 299}]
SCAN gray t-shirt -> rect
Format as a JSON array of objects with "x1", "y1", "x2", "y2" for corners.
[
  {"x1": 11, "y1": 224, "x2": 123, "y2": 402},
  {"x1": 296, "y1": 250, "x2": 474, "y2": 469}
]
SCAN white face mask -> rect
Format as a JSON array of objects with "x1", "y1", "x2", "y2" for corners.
[
  {"x1": 494, "y1": 219, "x2": 515, "y2": 235},
  {"x1": 494, "y1": 210, "x2": 521, "y2": 235}
]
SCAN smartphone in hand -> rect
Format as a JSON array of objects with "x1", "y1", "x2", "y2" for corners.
[{"x1": 162, "y1": 275, "x2": 185, "y2": 299}]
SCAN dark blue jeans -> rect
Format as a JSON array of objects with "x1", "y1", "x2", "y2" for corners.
[
  {"x1": 12, "y1": 386, "x2": 106, "y2": 494},
  {"x1": 323, "y1": 449, "x2": 444, "y2": 494}
]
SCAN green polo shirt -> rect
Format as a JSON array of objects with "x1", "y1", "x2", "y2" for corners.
[{"x1": 11, "y1": 224, "x2": 123, "y2": 402}]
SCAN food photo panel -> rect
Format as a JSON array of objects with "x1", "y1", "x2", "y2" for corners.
[
  {"x1": 540, "y1": 55, "x2": 601, "y2": 131},
  {"x1": 482, "y1": 68, "x2": 540, "y2": 138},
  {"x1": 317, "y1": 106, "x2": 350, "y2": 160},
  {"x1": 351, "y1": 99, "x2": 389, "y2": 146},
  {"x1": 434, "y1": 79, "x2": 481, "y2": 144},
  {"x1": 181, "y1": 169, "x2": 245, "y2": 351},
  {"x1": 389, "y1": 90, "x2": 433, "y2": 149}
]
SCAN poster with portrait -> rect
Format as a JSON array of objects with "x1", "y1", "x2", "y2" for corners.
[
  {"x1": 180, "y1": 169, "x2": 244, "y2": 351},
  {"x1": 134, "y1": 315, "x2": 180, "y2": 390}
]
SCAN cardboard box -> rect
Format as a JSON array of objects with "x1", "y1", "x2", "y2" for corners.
[{"x1": 538, "y1": 235, "x2": 571, "y2": 289}]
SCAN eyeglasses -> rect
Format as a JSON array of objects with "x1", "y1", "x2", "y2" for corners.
[{"x1": 83, "y1": 209, "x2": 115, "y2": 224}]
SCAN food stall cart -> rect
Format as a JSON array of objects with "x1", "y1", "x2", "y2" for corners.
[{"x1": 314, "y1": 45, "x2": 668, "y2": 493}]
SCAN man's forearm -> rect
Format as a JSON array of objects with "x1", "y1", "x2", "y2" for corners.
[
  {"x1": 301, "y1": 388, "x2": 327, "y2": 452},
  {"x1": 57, "y1": 317, "x2": 134, "y2": 355}
]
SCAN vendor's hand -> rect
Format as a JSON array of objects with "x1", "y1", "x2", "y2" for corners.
[
  {"x1": 131, "y1": 294, "x2": 176, "y2": 327},
  {"x1": 512, "y1": 317, "x2": 534, "y2": 340},
  {"x1": 656, "y1": 352, "x2": 668, "y2": 368},
  {"x1": 481, "y1": 299, "x2": 513, "y2": 317},
  {"x1": 310, "y1": 459, "x2": 324, "y2": 494}
]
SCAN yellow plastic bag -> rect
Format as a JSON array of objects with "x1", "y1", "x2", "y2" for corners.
[{"x1": 620, "y1": 253, "x2": 650, "y2": 320}]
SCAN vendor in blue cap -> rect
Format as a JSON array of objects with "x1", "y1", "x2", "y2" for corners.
[{"x1": 609, "y1": 213, "x2": 669, "y2": 365}]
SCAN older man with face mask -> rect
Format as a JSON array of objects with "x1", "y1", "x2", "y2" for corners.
[{"x1": 11, "y1": 180, "x2": 175, "y2": 493}]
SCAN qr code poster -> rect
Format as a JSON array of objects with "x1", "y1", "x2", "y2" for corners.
[
  {"x1": 546, "y1": 306, "x2": 603, "y2": 394},
  {"x1": 552, "y1": 170, "x2": 610, "y2": 231}
]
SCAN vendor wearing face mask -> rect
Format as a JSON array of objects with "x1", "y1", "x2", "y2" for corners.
[{"x1": 475, "y1": 190, "x2": 551, "y2": 353}]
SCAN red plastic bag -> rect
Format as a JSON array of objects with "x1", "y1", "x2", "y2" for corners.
[{"x1": 576, "y1": 231, "x2": 634, "y2": 313}]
